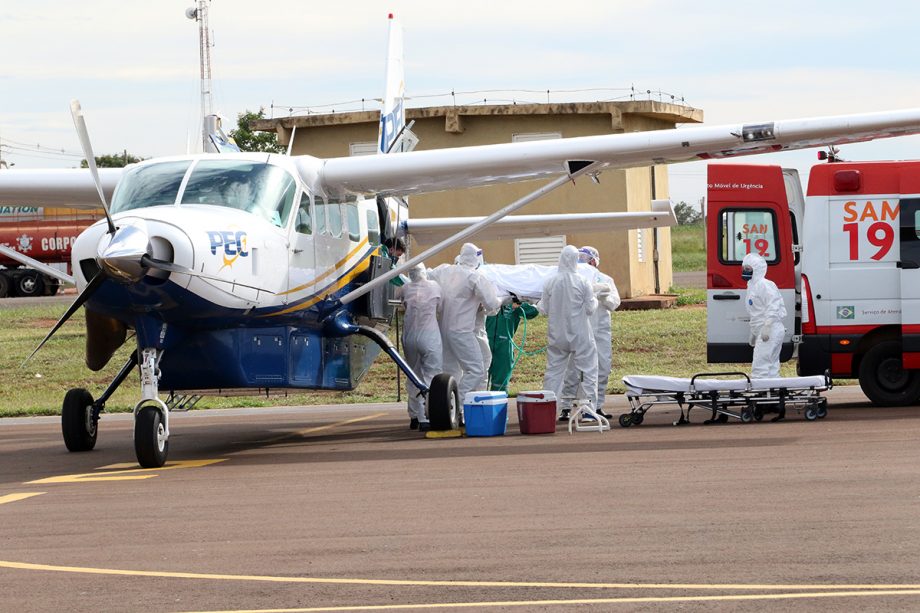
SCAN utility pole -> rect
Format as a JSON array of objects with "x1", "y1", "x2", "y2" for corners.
[{"x1": 186, "y1": 0, "x2": 215, "y2": 153}]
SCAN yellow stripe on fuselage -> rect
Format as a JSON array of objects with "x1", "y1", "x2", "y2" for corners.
[
  {"x1": 279, "y1": 238, "x2": 372, "y2": 297},
  {"x1": 268, "y1": 248, "x2": 374, "y2": 317}
]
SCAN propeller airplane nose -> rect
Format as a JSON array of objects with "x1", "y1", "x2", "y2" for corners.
[{"x1": 97, "y1": 222, "x2": 151, "y2": 283}]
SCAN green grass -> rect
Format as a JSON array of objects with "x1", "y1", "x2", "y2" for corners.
[
  {"x1": 0, "y1": 299, "x2": 796, "y2": 417},
  {"x1": 671, "y1": 223, "x2": 706, "y2": 272}
]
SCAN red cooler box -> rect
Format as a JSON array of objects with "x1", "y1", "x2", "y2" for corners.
[{"x1": 516, "y1": 391, "x2": 557, "y2": 434}]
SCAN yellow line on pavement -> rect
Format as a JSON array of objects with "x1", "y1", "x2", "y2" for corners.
[
  {"x1": 27, "y1": 459, "x2": 226, "y2": 484},
  {"x1": 0, "y1": 493, "x2": 45, "y2": 506},
  {"x1": 1, "y1": 559, "x2": 920, "y2": 592},
  {"x1": 178, "y1": 590, "x2": 920, "y2": 612},
  {"x1": 250, "y1": 412, "x2": 388, "y2": 447}
]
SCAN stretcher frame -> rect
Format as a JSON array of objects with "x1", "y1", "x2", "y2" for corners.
[{"x1": 620, "y1": 371, "x2": 832, "y2": 427}]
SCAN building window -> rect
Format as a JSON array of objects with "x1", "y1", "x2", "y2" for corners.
[
  {"x1": 511, "y1": 132, "x2": 562, "y2": 143},
  {"x1": 515, "y1": 236, "x2": 566, "y2": 265},
  {"x1": 349, "y1": 142, "x2": 378, "y2": 157}
]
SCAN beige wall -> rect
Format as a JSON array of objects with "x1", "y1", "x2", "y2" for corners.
[{"x1": 280, "y1": 103, "x2": 700, "y2": 298}]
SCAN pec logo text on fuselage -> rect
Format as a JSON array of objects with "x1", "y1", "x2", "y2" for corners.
[{"x1": 207, "y1": 230, "x2": 249, "y2": 269}]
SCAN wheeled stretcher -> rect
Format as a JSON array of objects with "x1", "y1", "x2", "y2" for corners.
[{"x1": 620, "y1": 372, "x2": 832, "y2": 427}]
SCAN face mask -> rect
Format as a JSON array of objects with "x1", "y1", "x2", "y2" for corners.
[{"x1": 741, "y1": 267, "x2": 753, "y2": 281}]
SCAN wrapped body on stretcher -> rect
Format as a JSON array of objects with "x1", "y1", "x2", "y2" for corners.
[{"x1": 620, "y1": 372, "x2": 832, "y2": 427}]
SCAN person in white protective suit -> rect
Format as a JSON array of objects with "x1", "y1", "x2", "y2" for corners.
[
  {"x1": 742, "y1": 252, "x2": 787, "y2": 387},
  {"x1": 428, "y1": 243, "x2": 502, "y2": 401},
  {"x1": 538, "y1": 245, "x2": 599, "y2": 416},
  {"x1": 559, "y1": 246, "x2": 621, "y2": 421},
  {"x1": 401, "y1": 263, "x2": 442, "y2": 432}
]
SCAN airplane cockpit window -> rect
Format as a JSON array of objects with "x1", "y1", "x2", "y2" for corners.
[
  {"x1": 366, "y1": 209, "x2": 380, "y2": 245},
  {"x1": 180, "y1": 160, "x2": 296, "y2": 228},
  {"x1": 110, "y1": 161, "x2": 192, "y2": 213},
  {"x1": 295, "y1": 192, "x2": 312, "y2": 235},
  {"x1": 346, "y1": 203, "x2": 360, "y2": 242}
]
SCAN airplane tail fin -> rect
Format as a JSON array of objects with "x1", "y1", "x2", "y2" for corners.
[{"x1": 378, "y1": 14, "x2": 414, "y2": 154}]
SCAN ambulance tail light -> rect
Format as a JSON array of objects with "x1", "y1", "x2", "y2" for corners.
[{"x1": 802, "y1": 274, "x2": 816, "y2": 335}]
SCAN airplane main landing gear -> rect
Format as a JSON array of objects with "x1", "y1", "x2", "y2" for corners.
[
  {"x1": 427, "y1": 373, "x2": 460, "y2": 431},
  {"x1": 61, "y1": 388, "x2": 98, "y2": 451}
]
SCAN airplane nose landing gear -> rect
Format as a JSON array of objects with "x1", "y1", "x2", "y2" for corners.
[{"x1": 133, "y1": 347, "x2": 170, "y2": 468}]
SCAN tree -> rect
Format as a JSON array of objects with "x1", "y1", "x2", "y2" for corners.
[
  {"x1": 80, "y1": 152, "x2": 143, "y2": 168},
  {"x1": 229, "y1": 108, "x2": 285, "y2": 154},
  {"x1": 673, "y1": 200, "x2": 702, "y2": 225}
]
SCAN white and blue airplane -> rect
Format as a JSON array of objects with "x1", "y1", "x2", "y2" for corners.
[{"x1": 3, "y1": 15, "x2": 920, "y2": 468}]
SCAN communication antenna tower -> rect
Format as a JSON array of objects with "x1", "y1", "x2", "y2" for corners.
[{"x1": 186, "y1": 1, "x2": 215, "y2": 152}]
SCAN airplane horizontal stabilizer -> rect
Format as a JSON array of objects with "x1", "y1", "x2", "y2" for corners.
[
  {"x1": 316, "y1": 108, "x2": 920, "y2": 197},
  {"x1": 406, "y1": 200, "x2": 677, "y2": 245}
]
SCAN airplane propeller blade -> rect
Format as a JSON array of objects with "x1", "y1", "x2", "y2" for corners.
[
  {"x1": 70, "y1": 99, "x2": 117, "y2": 235},
  {"x1": 21, "y1": 272, "x2": 107, "y2": 366},
  {"x1": 141, "y1": 255, "x2": 276, "y2": 294}
]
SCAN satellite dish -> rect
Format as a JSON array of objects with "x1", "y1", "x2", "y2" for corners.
[{"x1": 185, "y1": 7, "x2": 198, "y2": 20}]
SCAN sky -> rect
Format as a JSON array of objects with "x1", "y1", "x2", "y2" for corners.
[{"x1": 2, "y1": 0, "x2": 920, "y2": 208}]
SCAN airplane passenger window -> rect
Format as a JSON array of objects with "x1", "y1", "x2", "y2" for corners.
[
  {"x1": 314, "y1": 196, "x2": 327, "y2": 234},
  {"x1": 111, "y1": 161, "x2": 191, "y2": 213},
  {"x1": 327, "y1": 201, "x2": 343, "y2": 238},
  {"x1": 295, "y1": 193, "x2": 312, "y2": 235},
  {"x1": 346, "y1": 203, "x2": 360, "y2": 242},
  {"x1": 366, "y1": 209, "x2": 380, "y2": 245}
]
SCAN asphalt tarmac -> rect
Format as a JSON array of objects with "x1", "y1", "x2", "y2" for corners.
[{"x1": 2, "y1": 386, "x2": 920, "y2": 612}]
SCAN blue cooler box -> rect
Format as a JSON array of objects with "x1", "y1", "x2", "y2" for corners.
[{"x1": 463, "y1": 391, "x2": 508, "y2": 436}]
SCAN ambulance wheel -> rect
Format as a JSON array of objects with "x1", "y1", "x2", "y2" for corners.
[
  {"x1": 816, "y1": 399, "x2": 828, "y2": 419},
  {"x1": 618, "y1": 414, "x2": 632, "y2": 428},
  {"x1": 858, "y1": 340, "x2": 920, "y2": 406},
  {"x1": 61, "y1": 388, "x2": 97, "y2": 452},
  {"x1": 428, "y1": 374, "x2": 460, "y2": 431},
  {"x1": 805, "y1": 407, "x2": 818, "y2": 421},
  {"x1": 135, "y1": 405, "x2": 168, "y2": 468},
  {"x1": 0, "y1": 274, "x2": 9, "y2": 298}
]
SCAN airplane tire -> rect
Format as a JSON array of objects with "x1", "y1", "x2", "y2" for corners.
[
  {"x1": 135, "y1": 405, "x2": 169, "y2": 468},
  {"x1": 427, "y1": 374, "x2": 460, "y2": 431},
  {"x1": 62, "y1": 388, "x2": 97, "y2": 452},
  {"x1": 858, "y1": 340, "x2": 920, "y2": 406}
]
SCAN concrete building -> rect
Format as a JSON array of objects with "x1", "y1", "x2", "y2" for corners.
[{"x1": 254, "y1": 100, "x2": 702, "y2": 298}]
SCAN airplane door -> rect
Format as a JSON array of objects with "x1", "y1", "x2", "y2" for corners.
[
  {"x1": 288, "y1": 192, "x2": 316, "y2": 303},
  {"x1": 898, "y1": 198, "x2": 920, "y2": 368},
  {"x1": 706, "y1": 165, "x2": 796, "y2": 363},
  {"x1": 313, "y1": 195, "x2": 353, "y2": 301}
]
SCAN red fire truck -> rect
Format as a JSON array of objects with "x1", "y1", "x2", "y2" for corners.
[
  {"x1": 0, "y1": 207, "x2": 99, "y2": 297},
  {"x1": 706, "y1": 159, "x2": 920, "y2": 406}
]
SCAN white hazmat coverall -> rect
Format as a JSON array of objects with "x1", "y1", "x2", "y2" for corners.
[
  {"x1": 538, "y1": 245, "x2": 599, "y2": 408},
  {"x1": 401, "y1": 264, "x2": 442, "y2": 425},
  {"x1": 743, "y1": 252, "x2": 787, "y2": 379},
  {"x1": 562, "y1": 251, "x2": 620, "y2": 414},
  {"x1": 428, "y1": 243, "x2": 502, "y2": 400}
]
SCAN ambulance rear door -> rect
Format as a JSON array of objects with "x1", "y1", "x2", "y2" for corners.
[{"x1": 706, "y1": 164, "x2": 797, "y2": 363}]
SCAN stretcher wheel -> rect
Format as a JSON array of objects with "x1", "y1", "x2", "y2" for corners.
[
  {"x1": 816, "y1": 399, "x2": 828, "y2": 419},
  {"x1": 618, "y1": 414, "x2": 633, "y2": 428},
  {"x1": 632, "y1": 413, "x2": 644, "y2": 425},
  {"x1": 753, "y1": 408, "x2": 764, "y2": 422},
  {"x1": 804, "y1": 407, "x2": 818, "y2": 421},
  {"x1": 741, "y1": 410, "x2": 753, "y2": 423}
]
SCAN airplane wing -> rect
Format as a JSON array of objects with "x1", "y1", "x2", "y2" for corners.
[
  {"x1": 314, "y1": 108, "x2": 920, "y2": 197},
  {"x1": 0, "y1": 168, "x2": 122, "y2": 208},
  {"x1": 407, "y1": 200, "x2": 677, "y2": 244}
]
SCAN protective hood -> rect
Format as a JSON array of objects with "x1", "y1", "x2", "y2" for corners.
[
  {"x1": 457, "y1": 242, "x2": 483, "y2": 268},
  {"x1": 558, "y1": 245, "x2": 580, "y2": 273},
  {"x1": 578, "y1": 246, "x2": 600, "y2": 267},
  {"x1": 742, "y1": 252, "x2": 767, "y2": 285},
  {"x1": 408, "y1": 263, "x2": 427, "y2": 282}
]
